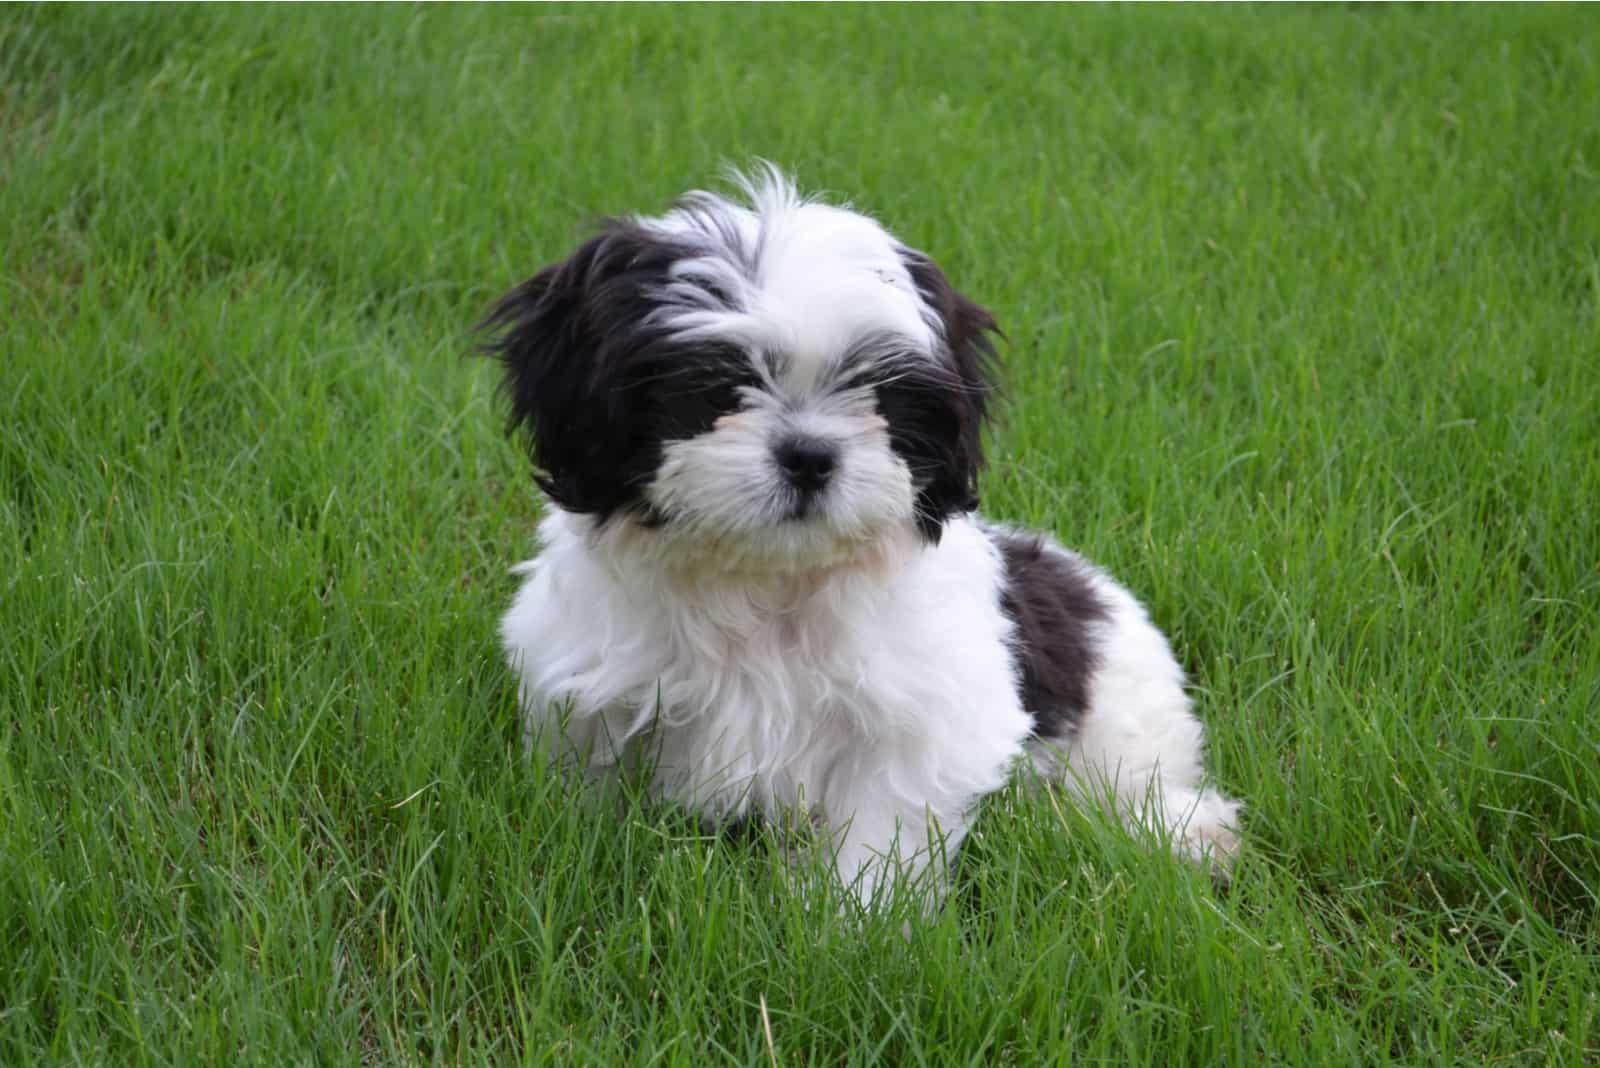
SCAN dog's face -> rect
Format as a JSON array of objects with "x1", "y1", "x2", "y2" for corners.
[{"x1": 482, "y1": 169, "x2": 999, "y2": 573}]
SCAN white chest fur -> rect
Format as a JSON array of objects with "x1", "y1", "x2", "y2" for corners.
[{"x1": 501, "y1": 510, "x2": 1032, "y2": 832}]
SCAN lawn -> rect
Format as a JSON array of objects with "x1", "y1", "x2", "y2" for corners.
[{"x1": 3, "y1": 4, "x2": 1597, "y2": 1064}]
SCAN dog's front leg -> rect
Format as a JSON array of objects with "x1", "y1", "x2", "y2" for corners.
[{"x1": 822, "y1": 787, "x2": 972, "y2": 910}]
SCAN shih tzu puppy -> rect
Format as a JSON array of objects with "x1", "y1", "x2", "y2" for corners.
[{"x1": 482, "y1": 166, "x2": 1239, "y2": 905}]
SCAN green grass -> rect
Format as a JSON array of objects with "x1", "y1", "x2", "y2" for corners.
[{"x1": 3, "y1": 4, "x2": 1598, "y2": 1063}]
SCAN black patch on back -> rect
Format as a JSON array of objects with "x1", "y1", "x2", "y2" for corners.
[
  {"x1": 991, "y1": 528, "x2": 1110, "y2": 740},
  {"x1": 476, "y1": 221, "x2": 757, "y2": 521}
]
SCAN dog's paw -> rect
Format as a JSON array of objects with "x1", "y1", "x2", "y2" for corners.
[{"x1": 1171, "y1": 790, "x2": 1242, "y2": 875}]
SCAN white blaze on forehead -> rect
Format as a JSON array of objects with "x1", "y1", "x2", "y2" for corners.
[
  {"x1": 754, "y1": 203, "x2": 936, "y2": 388},
  {"x1": 642, "y1": 172, "x2": 942, "y2": 393}
]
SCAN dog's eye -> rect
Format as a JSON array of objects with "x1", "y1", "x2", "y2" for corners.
[
  {"x1": 698, "y1": 378, "x2": 748, "y2": 418},
  {"x1": 631, "y1": 346, "x2": 758, "y2": 441},
  {"x1": 870, "y1": 363, "x2": 963, "y2": 458}
]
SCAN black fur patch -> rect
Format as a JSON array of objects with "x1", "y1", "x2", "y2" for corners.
[
  {"x1": 991, "y1": 528, "x2": 1109, "y2": 740},
  {"x1": 477, "y1": 221, "x2": 756, "y2": 521},
  {"x1": 891, "y1": 250, "x2": 1001, "y2": 541}
]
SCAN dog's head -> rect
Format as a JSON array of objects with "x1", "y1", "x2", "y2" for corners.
[{"x1": 480, "y1": 166, "x2": 999, "y2": 573}]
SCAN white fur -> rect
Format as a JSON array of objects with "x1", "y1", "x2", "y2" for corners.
[
  {"x1": 504, "y1": 511, "x2": 1241, "y2": 903},
  {"x1": 1011, "y1": 533, "x2": 1243, "y2": 866},
  {"x1": 643, "y1": 386, "x2": 916, "y2": 576},
  {"x1": 496, "y1": 168, "x2": 1240, "y2": 905},
  {"x1": 504, "y1": 509, "x2": 1030, "y2": 902},
  {"x1": 626, "y1": 169, "x2": 945, "y2": 577},
  {"x1": 644, "y1": 166, "x2": 941, "y2": 362}
]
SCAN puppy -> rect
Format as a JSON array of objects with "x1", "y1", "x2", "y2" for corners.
[{"x1": 483, "y1": 167, "x2": 1239, "y2": 904}]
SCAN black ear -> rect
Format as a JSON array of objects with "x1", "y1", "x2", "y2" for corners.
[
  {"x1": 895, "y1": 249, "x2": 1002, "y2": 540},
  {"x1": 476, "y1": 222, "x2": 688, "y2": 519}
]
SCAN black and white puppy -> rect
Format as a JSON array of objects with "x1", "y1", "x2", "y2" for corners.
[{"x1": 483, "y1": 167, "x2": 1239, "y2": 904}]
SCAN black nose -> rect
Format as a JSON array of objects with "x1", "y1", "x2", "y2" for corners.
[{"x1": 774, "y1": 438, "x2": 837, "y2": 493}]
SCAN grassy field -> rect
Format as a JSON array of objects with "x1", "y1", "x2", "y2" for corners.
[{"x1": 4, "y1": 5, "x2": 1598, "y2": 1064}]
